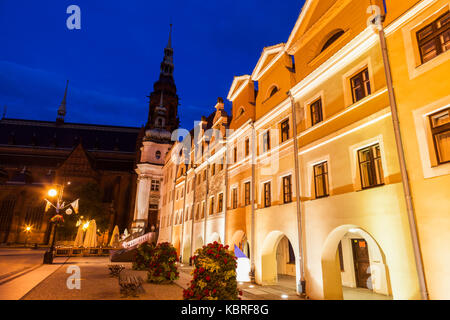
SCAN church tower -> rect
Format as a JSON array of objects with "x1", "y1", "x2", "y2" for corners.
[
  {"x1": 131, "y1": 25, "x2": 179, "y2": 236},
  {"x1": 146, "y1": 24, "x2": 179, "y2": 135}
]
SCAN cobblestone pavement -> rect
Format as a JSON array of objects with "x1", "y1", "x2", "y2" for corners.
[{"x1": 22, "y1": 257, "x2": 183, "y2": 300}]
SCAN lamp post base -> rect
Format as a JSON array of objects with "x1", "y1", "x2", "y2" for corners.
[{"x1": 43, "y1": 251, "x2": 54, "y2": 264}]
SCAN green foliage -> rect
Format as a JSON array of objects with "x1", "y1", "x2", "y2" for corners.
[
  {"x1": 147, "y1": 242, "x2": 179, "y2": 284},
  {"x1": 183, "y1": 242, "x2": 241, "y2": 300},
  {"x1": 57, "y1": 181, "x2": 108, "y2": 240},
  {"x1": 132, "y1": 242, "x2": 155, "y2": 271}
]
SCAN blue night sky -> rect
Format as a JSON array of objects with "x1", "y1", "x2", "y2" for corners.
[{"x1": 0, "y1": 0, "x2": 304, "y2": 130}]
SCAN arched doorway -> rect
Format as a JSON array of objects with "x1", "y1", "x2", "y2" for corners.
[
  {"x1": 261, "y1": 231, "x2": 297, "y2": 289},
  {"x1": 231, "y1": 230, "x2": 250, "y2": 259},
  {"x1": 321, "y1": 225, "x2": 392, "y2": 300}
]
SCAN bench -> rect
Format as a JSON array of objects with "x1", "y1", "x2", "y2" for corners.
[
  {"x1": 108, "y1": 264, "x2": 125, "y2": 277},
  {"x1": 118, "y1": 272, "x2": 145, "y2": 297}
]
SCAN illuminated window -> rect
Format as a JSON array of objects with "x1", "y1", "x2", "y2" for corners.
[
  {"x1": 218, "y1": 193, "x2": 223, "y2": 213},
  {"x1": 358, "y1": 144, "x2": 384, "y2": 189},
  {"x1": 350, "y1": 68, "x2": 371, "y2": 103},
  {"x1": 313, "y1": 162, "x2": 329, "y2": 198},
  {"x1": 244, "y1": 182, "x2": 251, "y2": 206},
  {"x1": 310, "y1": 99, "x2": 323, "y2": 126},
  {"x1": 281, "y1": 119, "x2": 290, "y2": 142},
  {"x1": 282, "y1": 175, "x2": 292, "y2": 203},
  {"x1": 417, "y1": 11, "x2": 449, "y2": 64},
  {"x1": 151, "y1": 180, "x2": 160, "y2": 192},
  {"x1": 429, "y1": 108, "x2": 450, "y2": 164},
  {"x1": 245, "y1": 138, "x2": 250, "y2": 157},
  {"x1": 264, "y1": 182, "x2": 271, "y2": 208}
]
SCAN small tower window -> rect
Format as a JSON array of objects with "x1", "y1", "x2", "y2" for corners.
[{"x1": 156, "y1": 151, "x2": 161, "y2": 160}]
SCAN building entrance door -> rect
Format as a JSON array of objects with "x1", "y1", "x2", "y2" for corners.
[{"x1": 351, "y1": 239, "x2": 371, "y2": 289}]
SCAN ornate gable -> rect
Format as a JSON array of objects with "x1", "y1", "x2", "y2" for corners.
[
  {"x1": 251, "y1": 43, "x2": 285, "y2": 81},
  {"x1": 56, "y1": 143, "x2": 98, "y2": 179}
]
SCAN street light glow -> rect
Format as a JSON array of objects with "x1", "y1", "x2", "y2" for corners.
[
  {"x1": 48, "y1": 189, "x2": 58, "y2": 197},
  {"x1": 82, "y1": 221, "x2": 90, "y2": 231},
  {"x1": 25, "y1": 226, "x2": 31, "y2": 232}
]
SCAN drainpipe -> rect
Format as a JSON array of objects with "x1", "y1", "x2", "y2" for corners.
[
  {"x1": 288, "y1": 92, "x2": 306, "y2": 295},
  {"x1": 223, "y1": 137, "x2": 229, "y2": 245},
  {"x1": 377, "y1": 21, "x2": 428, "y2": 300},
  {"x1": 250, "y1": 121, "x2": 256, "y2": 280},
  {"x1": 203, "y1": 147, "x2": 210, "y2": 244},
  {"x1": 169, "y1": 164, "x2": 179, "y2": 244},
  {"x1": 180, "y1": 169, "x2": 188, "y2": 263}
]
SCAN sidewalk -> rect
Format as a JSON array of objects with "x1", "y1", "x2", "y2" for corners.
[
  {"x1": 22, "y1": 257, "x2": 183, "y2": 300},
  {"x1": 0, "y1": 257, "x2": 68, "y2": 300}
]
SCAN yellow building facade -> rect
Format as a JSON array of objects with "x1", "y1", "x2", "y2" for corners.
[{"x1": 157, "y1": 0, "x2": 449, "y2": 300}]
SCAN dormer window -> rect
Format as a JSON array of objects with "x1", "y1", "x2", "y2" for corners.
[
  {"x1": 321, "y1": 29, "x2": 345, "y2": 53},
  {"x1": 269, "y1": 86, "x2": 279, "y2": 98},
  {"x1": 238, "y1": 107, "x2": 245, "y2": 117}
]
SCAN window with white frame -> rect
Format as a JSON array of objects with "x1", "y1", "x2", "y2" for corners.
[
  {"x1": 358, "y1": 144, "x2": 384, "y2": 189},
  {"x1": 263, "y1": 182, "x2": 271, "y2": 208},
  {"x1": 429, "y1": 107, "x2": 450, "y2": 164},
  {"x1": 417, "y1": 11, "x2": 449, "y2": 64},
  {"x1": 215, "y1": 193, "x2": 221, "y2": 213},
  {"x1": 232, "y1": 188, "x2": 238, "y2": 209}
]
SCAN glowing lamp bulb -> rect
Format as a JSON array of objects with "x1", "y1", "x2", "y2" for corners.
[
  {"x1": 48, "y1": 189, "x2": 57, "y2": 197},
  {"x1": 25, "y1": 226, "x2": 31, "y2": 232}
]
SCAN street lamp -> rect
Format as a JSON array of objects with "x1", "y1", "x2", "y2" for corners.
[
  {"x1": 24, "y1": 226, "x2": 32, "y2": 248},
  {"x1": 43, "y1": 182, "x2": 79, "y2": 264}
]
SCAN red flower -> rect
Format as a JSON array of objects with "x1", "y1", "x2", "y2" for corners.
[
  {"x1": 212, "y1": 289, "x2": 217, "y2": 294},
  {"x1": 205, "y1": 275, "x2": 211, "y2": 282},
  {"x1": 223, "y1": 258, "x2": 228, "y2": 264},
  {"x1": 204, "y1": 289, "x2": 209, "y2": 296}
]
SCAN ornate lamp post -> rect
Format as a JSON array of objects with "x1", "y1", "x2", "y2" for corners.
[{"x1": 43, "y1": 182, "x2": 79, "y2": 264}]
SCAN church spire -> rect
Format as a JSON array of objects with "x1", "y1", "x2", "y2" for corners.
[
  {"x1": 167, "y1": 24, "x2": 172, "y2": 49},
  {"x1": 57, "y1": 80, "x2": 69, "y2": 123},
  {"x1": 160, "y1": 25, "x2": 174, "y2": 78}
]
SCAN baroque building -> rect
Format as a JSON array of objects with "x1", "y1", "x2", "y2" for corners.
[{"x1": 158, "y1": 0, "x2": 450, "y2": 300}]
